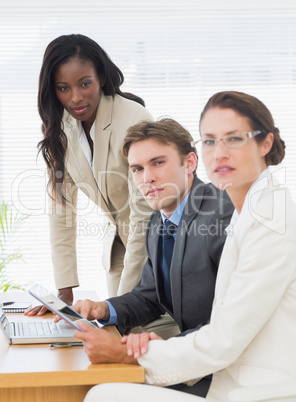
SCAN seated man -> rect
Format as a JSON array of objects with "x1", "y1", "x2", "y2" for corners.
[{"x1": 70, "y1": 118, "x2": 233, "y2": 397}]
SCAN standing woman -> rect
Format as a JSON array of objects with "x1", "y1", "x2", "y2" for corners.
[
  {"x1": 29, "y1": 34, "x2": 153, "y2": 314},
  {"x1": 82, "y1": 91, "x2": 296, "y2": 402}
]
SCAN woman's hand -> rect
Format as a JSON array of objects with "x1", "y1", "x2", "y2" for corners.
[
  {"x1": 24, "y1": 287, "x2": 73, "y2": 316},
  {"x1": 24, "y1": 304, "x2": 49, "y2": 316},
  {"x1": 121, "y1": 332, "x2": 163, "y2": 359}
]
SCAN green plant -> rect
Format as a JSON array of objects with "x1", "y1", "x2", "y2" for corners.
[{"x1": 0, "y1": 201, "x2": 27, "y2": 291}]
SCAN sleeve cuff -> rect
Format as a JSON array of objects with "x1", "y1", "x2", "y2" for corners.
[{"x1": 97, "y1": 301, "x2": 118, "y2": 326}]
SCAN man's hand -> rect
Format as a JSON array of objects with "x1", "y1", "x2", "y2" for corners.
[
  {"x1": 73, "y1": 299, "x2": 110, "y2": 321},
  {"x1": 54, "y1": 299, "x2": 110, "y2": 323},
  {"x1": 121, "y1": 332, "x2": 163, "y2": 359},
  {"x1": 75, "y1": 321, "x2": 138, "y2": 365},
  {"x1": 25, "y1": 287, "x2": 74, "y2": 316}
]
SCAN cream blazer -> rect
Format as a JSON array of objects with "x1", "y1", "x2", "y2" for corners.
[
  {"x1": 139, "y1": 170, "x2": 296, "y2": 401},
  {"x1": 49, "y1": 93, "x2": 153, "y2": 295}
]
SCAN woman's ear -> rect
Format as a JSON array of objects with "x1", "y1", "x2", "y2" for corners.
[
  {"x1": 260, "y1": 132, "x2": 274, "y2": 158},
  {"x1": 100, "y1": 75, "x2": 106, "y2": 87}
]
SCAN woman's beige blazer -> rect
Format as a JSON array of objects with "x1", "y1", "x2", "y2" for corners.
[{"x1": 49, "y1": 93, "x2": 153, "y2": 295}]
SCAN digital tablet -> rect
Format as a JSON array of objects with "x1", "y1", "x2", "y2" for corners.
[{"x1": 29, "y1": 283, "x2": 98, "y2": 331}]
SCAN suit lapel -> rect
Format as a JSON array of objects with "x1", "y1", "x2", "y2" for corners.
[
  {"x1": 64, "y1": 114, "x2": 96, "y2": 190},
  {"x1": 63, "y1": 96, "x2": 114, "y2": 221},
  {"x1": 92, "y1": 94, "x2": 113, "y2": 203},
  {"x1": 170, "y1": 177, "x2": 206, "y2": 325}
]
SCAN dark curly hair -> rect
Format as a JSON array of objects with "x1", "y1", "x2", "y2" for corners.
[{"x1": 38, "y1": 34, "x2": 145, "y2": 203}]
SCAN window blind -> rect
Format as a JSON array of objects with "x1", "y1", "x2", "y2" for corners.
[{"x1": 0, "y1": 0, "x2": 296, "y2": 297}]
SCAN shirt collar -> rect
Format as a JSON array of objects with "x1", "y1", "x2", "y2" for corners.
[
  {"x1": 227, "y1": 168, "x2": 270, "y2": 232},
  {"x1": 78, "y1": 120, "x2": 96, "y2": 170},
  {"x1": 161, "y1": 191, "x2": 190, "y2": 226}
]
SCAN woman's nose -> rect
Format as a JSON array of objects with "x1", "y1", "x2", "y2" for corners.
[
  {"x1": 214, "y1": 138, "x2": 229, "y2": 160},
  {"x1": 72, "y1": 88, "x2": 83, "y2": 104}
]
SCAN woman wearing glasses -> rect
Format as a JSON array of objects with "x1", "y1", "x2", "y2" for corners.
[{"x1": 83, "y1": 91, "x2": 296, "y2": 401}]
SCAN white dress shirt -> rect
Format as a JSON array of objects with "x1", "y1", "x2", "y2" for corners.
[{"x1": 78, "y1": 120, "x2": 95, "y2": 173}]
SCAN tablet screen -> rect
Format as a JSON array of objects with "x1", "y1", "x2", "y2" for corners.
[{"x1": 29, "y1": 284, "x2": 97, "y2": 331}]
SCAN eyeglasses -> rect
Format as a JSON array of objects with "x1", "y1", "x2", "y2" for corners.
[{"x1": 193, "y1": 130, "x2": 264, "y2": 151}]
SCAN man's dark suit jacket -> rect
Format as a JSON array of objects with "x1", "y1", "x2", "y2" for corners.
[{"x1": 109, "y1": 177, "x2": 234, "y2": 335}]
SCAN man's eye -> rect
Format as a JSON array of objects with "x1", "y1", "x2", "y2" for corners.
[
  {"x1": 132, "y1": 167, "x2": 142, "y2": 173},
  {"x1": 155, "y1": 161, "x2": 164, "y2": 166},
  {"x1": 202, "y1": 139, "x2": 216, "y2": 146}
]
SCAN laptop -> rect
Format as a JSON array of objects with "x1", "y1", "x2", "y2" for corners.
[
  {"x1": 0, "y1": 284, "x2": 98, "y2": 345},
  {"x1": 0, "y1": 307, "x2": 78, "y2": 344}
]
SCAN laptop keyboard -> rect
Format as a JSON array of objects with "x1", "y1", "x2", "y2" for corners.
[{"x1": 12, "y1": 321, "x2": 61, "y2": 337}]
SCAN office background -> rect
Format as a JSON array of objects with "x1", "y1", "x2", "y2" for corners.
[{"x1": 0, "y1": 0, "x2": 296, "y2": 298}]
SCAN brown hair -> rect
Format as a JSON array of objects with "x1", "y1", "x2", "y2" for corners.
[
  {"x1": 122, "y1": 118, "x2": 198, "y2": 173},
  {"x1": 199, "y1": 91, "x2": 285, "y2": 166}
]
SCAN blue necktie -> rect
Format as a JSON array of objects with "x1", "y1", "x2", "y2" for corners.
[{"x1": 161, "y1": 219, "x2": 176, "y2": 308}]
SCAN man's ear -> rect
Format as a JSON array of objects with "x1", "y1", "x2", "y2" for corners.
[
  {"x1": 260, "y1": 132, "x2": 274, "y2": 158},
  {"x1": 185, "y1": 152, "x2": 197, "y2": 174}
]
